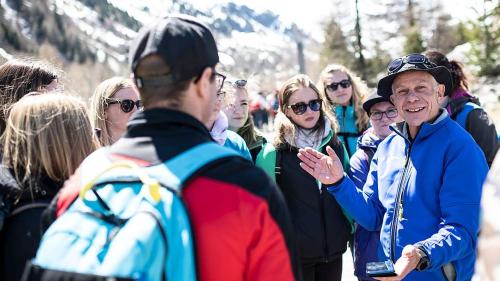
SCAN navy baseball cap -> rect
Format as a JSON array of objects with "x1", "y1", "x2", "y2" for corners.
[
  {"x1": 362, "y1": 91, "x2": 391, "y2": 114},
  {"x1": 129, "y1": 14, "x2": 219, "y2": 88}
]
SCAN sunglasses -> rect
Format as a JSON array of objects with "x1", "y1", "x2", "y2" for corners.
[
  {"x1": 387, "y1": 54, "x2": 436, "y2": 75},
  {"x1": 325, "y1": 79, "x2": 351, "y2": 91},
  {"x1": 287, "y1": 99, "x2": 322, "y2": 115},
  {"x1": 233, "y1": 79, "x2": 247, "y2": 87},
  {"x1": 106, "y1": 98, "x2": 143, "y2": 113},
  {"x1": 370, "y1": 108, "x2": 398, "y2": 121}
]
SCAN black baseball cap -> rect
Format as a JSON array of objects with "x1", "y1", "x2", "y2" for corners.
[
  {"x1": 377, "y1": 53, "x2": 453, "y2": 99},
  {"x1": 363, "y1": 91, "x2": 391, "y2": 114},
  {"x1": 129, "y1": 14, "x2": 219, "y2": 88}
]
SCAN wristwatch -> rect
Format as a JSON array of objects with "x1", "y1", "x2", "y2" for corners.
[{"x1": 415, "y1": 247, "x2": 430, "y2": 271}]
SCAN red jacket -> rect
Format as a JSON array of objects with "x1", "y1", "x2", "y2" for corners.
[{"x1": 47, "y1": 109, "x2": 300, "y2": 281}]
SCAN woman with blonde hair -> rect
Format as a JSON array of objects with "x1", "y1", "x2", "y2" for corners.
[
  {"x1": 89, "y1": 77, "x2": 141, "y2": 146},
  {"x1": 256, "y1": 74, "x2": 351, "y2": 281},
  {"x1": 318, "y1": 64, "x2": 369, "y2": 157},
  {"x1": 0, "y1": 93, "x2": 99, "y2": 280},
  {"x1": 0, "y1": 59, "x2": 60, "y2": 135},
  {"x1": 221, "y1": 79, "x2": 266, "y2": 162}
]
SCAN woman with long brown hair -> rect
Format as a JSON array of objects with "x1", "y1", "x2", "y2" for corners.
[{"x1": 256, "y1": 74, "x2": 352, "y2": 281}]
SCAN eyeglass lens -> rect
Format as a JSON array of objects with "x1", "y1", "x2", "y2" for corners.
[
  {"x1": 326, "y1": 80, "x2": 351, "y2": 91},
  {"x1": 290, "y1": 99, "x2": 322, "y2": 115}
]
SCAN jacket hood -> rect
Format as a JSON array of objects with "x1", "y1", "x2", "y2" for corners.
[{"x1": 356, "y1": 128, "x2": 383, "y2": 150}]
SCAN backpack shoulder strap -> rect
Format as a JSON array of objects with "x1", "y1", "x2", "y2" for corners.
[
  {"x1": 455, "y1": 102, "x2": 480, "y2": 130},
  {"x1": 144, "y1": 142, "x2": 242, "y2": 191}
]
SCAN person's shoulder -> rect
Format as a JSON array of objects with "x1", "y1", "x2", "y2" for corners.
[
  {"x1": 442, "y1": 115, "x2": 477, "y2": 143},
  {"x1": 224, "y1": 131, "x2": 248, "y2": 150},
  {"x1": 0, "y1": 165, "x2": 20, "y2": 196},
  {"x1": 350, "y1": 148, "x2": 366, "y2": 164},
  {"x1": 224, "y1": 131, "x2": 252, "y2": 160},
  {"x1": 200, "y1": 156, "x2": 278, "y2": 199},
  {"x1": 226, "y1": 130, "x2": 244, "y2": 143}
]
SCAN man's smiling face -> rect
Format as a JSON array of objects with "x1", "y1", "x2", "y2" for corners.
[{"x1": 390, "y1": 71, "x2": 444, "y2": 130}]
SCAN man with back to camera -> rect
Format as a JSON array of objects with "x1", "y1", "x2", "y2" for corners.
[
  {"x1": 53, "y1": 14, "x2": 301, "y2": 281},
  {"x1": 297, "y1": 53, "x2": 488, "y2": 281}
]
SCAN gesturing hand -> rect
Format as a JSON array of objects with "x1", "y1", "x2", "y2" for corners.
[
  {"x1": 374, "y1": 245, "x2": 421, "y2": 281},
  {"x1": 297, "y1": 146, "x2": 344, "y2": 185}
]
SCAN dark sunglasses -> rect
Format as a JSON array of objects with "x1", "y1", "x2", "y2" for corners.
[
  {"x1": 106, "y1": 98, "x2": 143, "y2": 113},
  {"x1": 233, "y1": 79, "x2": 247, "y2": 87},
  {"x1": 370, "y1": 108, "x2": 398, "y2": 121},
  {"x1": 325, "y1": 79, "x2": 351, "y2": 91},
  {"x1": 387, "y1": 54, "x2": 436, "y2": 75},
  {"x1": 287, "y1": 99, "x2": 322, "y2": 115}
]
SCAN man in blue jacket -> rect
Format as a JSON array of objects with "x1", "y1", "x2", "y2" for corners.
[{"x1": 297, "y1": 53, "x2": 488, "y2": 281}]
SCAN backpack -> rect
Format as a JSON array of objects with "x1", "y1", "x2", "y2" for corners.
[
  {"x1": 21, "y1": 142, "x2": 242, "y2": 281},
  {"x1": 454, "y1": 101, "x2": 480, "y2": 130}
]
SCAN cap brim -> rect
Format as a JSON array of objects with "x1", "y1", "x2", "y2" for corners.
[
  {"x1": 377, "y1": 66, "x2": 453, "y2": 99},
  {"x1": 363, "y1": 96, "x2": 388, "y2": 113}
]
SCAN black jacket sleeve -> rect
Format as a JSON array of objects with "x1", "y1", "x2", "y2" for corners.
[{"x1": 466, "y1": 108, "x2": 499, "y2": 166}]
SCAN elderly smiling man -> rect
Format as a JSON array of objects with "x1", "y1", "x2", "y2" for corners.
[{"x1": 298, "y1": 54, "x2": 488, "y2": 281}]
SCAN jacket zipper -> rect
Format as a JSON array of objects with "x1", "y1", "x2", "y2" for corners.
[{"x1": 389, "y1": 142, "x2": 412, "y2": 262}]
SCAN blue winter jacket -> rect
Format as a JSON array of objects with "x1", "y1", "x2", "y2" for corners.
[{"x1": 328, "y1": 110, "x2": 488, "y2": 281}]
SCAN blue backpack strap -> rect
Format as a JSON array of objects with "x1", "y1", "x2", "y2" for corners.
[
  {"x1": 455, "y1": 102, "x2": 480, "y2": 130},
  {"x1": 144, "y1": 142, "x2": 242, "y2": 191}
]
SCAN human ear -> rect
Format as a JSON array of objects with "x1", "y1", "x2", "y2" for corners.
[
  {"x1": 194, "y1": 67, "x2": 213, "y2": 99},
  {"x1": 436, "y1": 84, "x2": 445, "y2": 98}
]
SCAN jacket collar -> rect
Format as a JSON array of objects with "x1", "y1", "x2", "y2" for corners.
[
  {"x1": 391, "y1": 109, "x2": 449, "y2": 143},
  {"x1": 125, "y1": 108, "x2": 212, "y2": 140},
  {"x1": 357, "y1": 128, "x2": 383, "y2": 150}
]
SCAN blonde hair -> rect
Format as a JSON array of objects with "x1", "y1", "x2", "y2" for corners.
[
  {"x1": 318, "y1": 64, "x2": 369, "y2": 132},
  {"x1": 1, "y1": 93, "x2": 99, "y2": 194},
  {"x1": 274, "y1": 74, "x2": 339, "y2": 147},
  {"x1": 89, "y1": 77, "x2": 134, "y2": 146}
]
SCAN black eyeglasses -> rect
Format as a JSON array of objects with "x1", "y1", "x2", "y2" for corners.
[
  {"x1": 387, "y1": 54, "x2": 436, "y2": 75},
  {"x1": 213, "y1": 71, "x2": 226, "y2": 92},
  {"x1": 325, "y1": 79, "x2": 351, "y2": 92},
  {"x1": 370, "y1": 108, "x2": 398, "y2": 120},
  {"x1": 216, "y1": 91, "x2": 225, "y2": 102},
  {"x1": 106, "y1": 98, "x2": 143, "y2": 113},
  {"x1": 287, "y1": 99, "x2": 322, "y2": 115}
]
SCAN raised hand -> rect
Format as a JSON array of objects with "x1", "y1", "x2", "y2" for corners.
[{"x1": 297, "y1": 146, "x2": 344, "y2": 185}]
